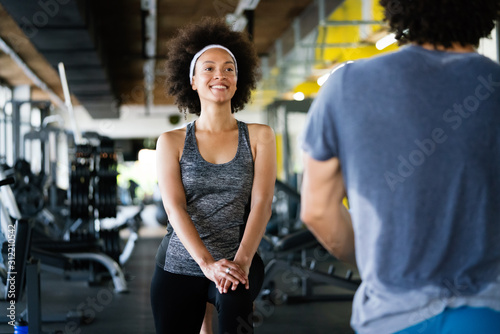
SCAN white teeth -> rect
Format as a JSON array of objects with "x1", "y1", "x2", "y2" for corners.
[{"x1": 212, "y1": 85, "x2": 227, "y2": 89}]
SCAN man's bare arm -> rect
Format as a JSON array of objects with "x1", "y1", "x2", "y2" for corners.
[{"x1": 300, "y1": 153, "x2": 356, "y2": 265}]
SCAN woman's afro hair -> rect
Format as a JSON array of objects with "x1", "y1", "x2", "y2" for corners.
[
  {"x1": 379, "y1": 0, "x2": 500, "y2": 48},
  {"x1": 164, "y1": 17, "x2": 260, "y2": 116}
]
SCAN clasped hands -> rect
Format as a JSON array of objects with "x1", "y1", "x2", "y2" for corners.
[{"x1": 201, "y1": 258, "x2": 249, "y2": 294}]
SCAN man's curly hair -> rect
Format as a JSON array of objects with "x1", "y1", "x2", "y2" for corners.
[
  {"x1": 379, "y1": 0, "x2": 500, "y2": 48},
  {"x1": 164, "y1": 17, "x2": 260, "y2": 116}
]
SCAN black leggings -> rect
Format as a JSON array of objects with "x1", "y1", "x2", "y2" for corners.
[{"x1": 150, "y1": 254, "x2": 264, "y2": 334}]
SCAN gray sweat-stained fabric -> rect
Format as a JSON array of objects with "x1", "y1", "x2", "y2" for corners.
[{"x1": 301, "y1": 45, "x2": 500, "y2": 334}]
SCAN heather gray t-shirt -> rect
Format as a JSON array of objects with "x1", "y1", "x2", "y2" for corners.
[
  {"x1": 302, "y1": 45, "x2": 500, "y2": 333},
  {"x1": 158, "y1": 120, "x2": 253, "y2": 277}
]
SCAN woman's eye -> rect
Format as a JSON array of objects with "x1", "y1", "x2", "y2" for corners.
[
  {"x1": 226, "y1": 68, "x2": 234, "y2": 72},
  {"x1": 204, "y1": 67, "x2": 213, "y2": 71}
]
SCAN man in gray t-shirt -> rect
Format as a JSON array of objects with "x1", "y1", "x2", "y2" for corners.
[{"x1": 300, "y1": 1, "x2": 500, "y2": 333}]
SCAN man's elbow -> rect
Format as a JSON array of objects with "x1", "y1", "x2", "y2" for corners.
[
  {"x1": 300, "y1": 204, "x2": 326, "y2": 230},
  {"x1": 301, "y1": 207, "x2": 355, "y2": 264},
  {"x1": 302, "y1": 215, "x2": 343, "y2": 257},
  {"x1": 331, "y1": 245, "x2": 355, "y2": 264},
  {"x1": 300, "y1": 207, "x2": 330, "y2": 245},
  {"x1": 310, "y1": 229, "x2": 353, "y2": 264},
  {"x1": 300, "y1": 208, "x2": 316, "y2": 229}
]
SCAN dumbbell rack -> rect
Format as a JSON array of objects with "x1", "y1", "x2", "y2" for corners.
[
  {"x1": 70, "y1": 140, "x2": 117, "y2": 221},
  {"x1": 67, "y1": 138, "x2": 124, "y2": 286}
]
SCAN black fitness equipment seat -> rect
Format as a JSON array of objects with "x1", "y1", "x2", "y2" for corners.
[{"x1": 258, "y1": 228, "x2": 360, "y2": 304}]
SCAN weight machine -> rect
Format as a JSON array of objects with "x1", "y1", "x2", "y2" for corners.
[
  {"x1": 258, "y1": 99, "x2": 361, "y2": 304},
  {"x1": 0, "y1": 169, "x2": 128, "y2": 333},
  {"x1": 0, "y1": 97, "x2": 141, "y2": 332},
  {"x1": 1, "y1": 99, "x2": 134, "y2": 272},
  {"x1": 258, "y1": 180, "x2": 360, "y2": 305}
]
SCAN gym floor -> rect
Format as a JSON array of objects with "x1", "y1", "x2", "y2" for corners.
[{"x1": 0, "y1": 207, "x2": 355, "y2": 334}]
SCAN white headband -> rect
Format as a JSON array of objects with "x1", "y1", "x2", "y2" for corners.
[{"x1": 189, "y1": 44, "x2": 238, "y2": 83}]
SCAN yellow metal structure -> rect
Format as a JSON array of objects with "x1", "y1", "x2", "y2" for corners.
[{"x1": 293, "y1": 0, "x2": 398, "y2": 97}]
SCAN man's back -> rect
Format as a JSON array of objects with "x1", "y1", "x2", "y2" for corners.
[{"x1": 302, "y1": 45, "x2": 500, "y2": 333}]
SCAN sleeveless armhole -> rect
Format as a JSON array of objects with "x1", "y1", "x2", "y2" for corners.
[
  {"x1": 178, "y1": 122, "x2": 194, "y2": 164},
  {"x1": 240, "y1": 121, "x2": 254, "y2": 162}
]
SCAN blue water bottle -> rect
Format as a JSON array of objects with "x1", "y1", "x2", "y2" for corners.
[{"x1": 14, "y1": 319, "x2": 28, "y2": 334}]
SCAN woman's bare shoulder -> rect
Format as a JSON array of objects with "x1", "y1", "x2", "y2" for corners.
[
  {"x1": 246, "y1": 123, "x2": 275, "y2": 144},
  {"x1": 157, "y1": 125, "x2": 188, "y2": 154}
]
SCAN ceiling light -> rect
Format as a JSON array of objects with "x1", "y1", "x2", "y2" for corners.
[
  {"x1": 235, "y1": 0, "x2": 261, "y2": 15},
  {"x1": 226, "y1": 14, "x2": 248, "y2": 32},
  {"x1": 293, "y1": 92, "x2": 305, "y2": 101}
]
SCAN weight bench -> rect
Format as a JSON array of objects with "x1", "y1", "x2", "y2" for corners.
[
  {"x1": 1, "y1": 169, "x2": 128, "y2": 294},
  {"x1": 258, "y1": 228, "x2": 360, "y2": 304},
  {"x1": 31, "y1": 240, "x2": 128, "y2": 293}
]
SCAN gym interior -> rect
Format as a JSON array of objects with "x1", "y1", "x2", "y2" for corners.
[{"x1": 0, "y1": 1, "x2": 499, "y2": 333}]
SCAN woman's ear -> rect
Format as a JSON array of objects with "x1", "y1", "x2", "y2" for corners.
[{"x1": 191, "y1": 77, "x2": 197, "y2": 91}]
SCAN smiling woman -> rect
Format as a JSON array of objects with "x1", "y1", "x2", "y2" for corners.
[{"x1": 151, "y1": 17, "x2": 277, "y2": 334}]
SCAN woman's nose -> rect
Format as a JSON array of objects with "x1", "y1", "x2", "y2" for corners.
[{"x1": 213, "y1": 69, "x2": 225, "y2": 78}]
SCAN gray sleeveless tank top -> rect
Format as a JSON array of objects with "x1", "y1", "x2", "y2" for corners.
[{"x1": 157, "y1": 120, "x2": 254, "y2": 276}]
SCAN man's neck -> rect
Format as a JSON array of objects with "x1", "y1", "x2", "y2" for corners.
[{"x1": 419, "y1": 42, "x2": 476, "y2": 53}]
